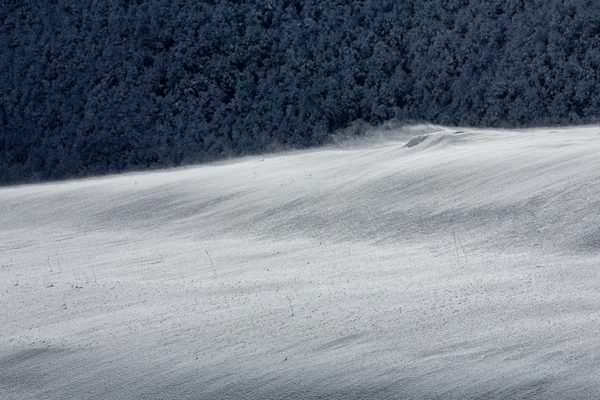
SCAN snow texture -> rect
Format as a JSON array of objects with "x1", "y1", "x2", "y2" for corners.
[{"x1": 1, "y1": 126, "x2": 600, "y2": 399}]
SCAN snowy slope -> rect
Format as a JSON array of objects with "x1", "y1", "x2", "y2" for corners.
[{"x1": 1, "y1": 126, "x2": 600, "y2": 399}]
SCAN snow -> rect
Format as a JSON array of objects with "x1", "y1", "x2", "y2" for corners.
[{"x1": 1, "y1": 125, "x2": 600, "y2": 399}]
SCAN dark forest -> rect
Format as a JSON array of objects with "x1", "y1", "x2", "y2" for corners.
[{"x1": 2, "y1": 0, "x2": 600, "y2": 184}]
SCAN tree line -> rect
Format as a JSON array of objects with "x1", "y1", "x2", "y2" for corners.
[{"x1": 2, "y1": 0, "x2": 600, "y2": 184}]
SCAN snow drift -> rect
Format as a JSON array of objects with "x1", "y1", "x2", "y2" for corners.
[{"x1": 1, "y1": 126, "x2": 600, "y2": 399}]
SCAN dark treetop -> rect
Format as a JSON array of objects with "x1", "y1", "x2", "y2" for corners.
[{"x1": 2, "y1": 0, "x2": 600, "y2": 184}]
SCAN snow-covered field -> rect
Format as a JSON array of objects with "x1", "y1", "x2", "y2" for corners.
[{"x1": 1, "y1": 126, "x2": 600, "y2": 399}]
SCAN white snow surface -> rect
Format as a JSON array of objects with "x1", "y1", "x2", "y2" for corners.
[{"x1": 1, "y1": 126, "x2": 600, "y2": 399}]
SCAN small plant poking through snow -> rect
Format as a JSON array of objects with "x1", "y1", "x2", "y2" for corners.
[
  {"x1": 286, "y1": 295, "x2": 295, "y2": 317},
  {"x1": 205, "y1": 250, "x2": 217, "y2": 278}
]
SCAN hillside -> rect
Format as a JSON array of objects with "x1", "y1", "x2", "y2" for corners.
[{"x1": 1, "y1": 126, "x2": 600, "y2": 399}]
